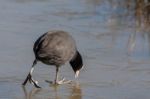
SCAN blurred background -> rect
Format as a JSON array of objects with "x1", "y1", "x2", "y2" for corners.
[{"x1": 0, "y1": 0, "x2": 150, "y2": 99}]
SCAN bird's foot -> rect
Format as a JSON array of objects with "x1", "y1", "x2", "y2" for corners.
[
  {"x1": 28, "y1": 74, "x2": 41, "y2": 88},
  {"x1": 45, "y1": 77, "x2": 72, "y2": 85},
  {"x1": 56, "y1": 77, "x2": 72, "y2": 85}
]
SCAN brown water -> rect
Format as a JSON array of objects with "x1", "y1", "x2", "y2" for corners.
[{"x1": 1, "y1": 0, "x2": 150, "y2": 99}]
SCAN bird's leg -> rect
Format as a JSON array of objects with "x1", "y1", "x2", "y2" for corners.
[
  {"x1": 28, "y1": 67, "x2": 41, "y2": 88},
  {"x1": 22, "y1": 60, "x2": 41, "y2": 88},
  {"x1": 54, "y1": 66, "x2": 59, "y2": 84},
  {"x1": 54, "y1": 66, "x2": 72, "y2": 85},
  {"x1": 45, "y1": 66, "x2": 72, "y2": 85}
]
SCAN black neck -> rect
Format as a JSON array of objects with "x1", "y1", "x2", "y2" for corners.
[{"x1": 70, "y1": 51, "x2": 83, "y2": 72}]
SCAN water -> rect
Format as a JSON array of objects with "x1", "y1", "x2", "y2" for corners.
[{"x1": 0, "y1": 0, "x2": 150, "y2": 99}]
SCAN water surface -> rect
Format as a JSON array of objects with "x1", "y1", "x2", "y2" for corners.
[{"x1": 0, "y1": 0, "x2": 150, "y2": 99}]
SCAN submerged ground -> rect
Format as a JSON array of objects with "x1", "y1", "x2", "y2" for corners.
[{"x1": 0, "y1": 0, "x2": 150, "y2": 99}]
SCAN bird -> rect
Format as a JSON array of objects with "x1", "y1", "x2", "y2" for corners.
[{"x1": 22, "y1": 30, "x2": 83, "y2": 88}]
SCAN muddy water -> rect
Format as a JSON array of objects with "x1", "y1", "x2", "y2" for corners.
[{"x1": 0, "y1": 0, "x2": 150, "y2": 99}]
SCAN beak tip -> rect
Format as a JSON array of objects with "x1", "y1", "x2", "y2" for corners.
[{"x1": 75, "y1": 70, "x2": 80, "y2": 78}]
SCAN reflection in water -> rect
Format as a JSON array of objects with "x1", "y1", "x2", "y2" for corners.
[
  {"x1": 130, "y1": 0, "x2": 150, "y2": 54},
  {"x1": 52, "y1": 83, "x2": 82, "y2": 99},
  {"x1": 22, "y1": 86, "x2": 41, "y2": 99},
  {"x1": 104, "y1": 0, "x2": 150, "y2": 54},
  {"x1": 69, "y1": 83, "x2": 82, "y2": 99},
  {"x1": 52, "y1": 85, "x2": 61, "y2": 99},
  {"x1": 22, "y1": 83, "x2": 82, "y2": 99},
  {"x1": 127, "y1": 32, "x2": 136, "y2": 55}
]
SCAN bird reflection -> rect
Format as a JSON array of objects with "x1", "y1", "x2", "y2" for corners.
[
  {"x1": 22, "y1": 86, "x2": 41, "y2": 99},
  {"x1": 68, "y1": 83, "x2": 82, "y2": 99},
  {"x1": 50, "y1": 83, "x2": 82, "y2": 99},
  {"x1": 22, "y1": 83, "x2": 82, "y2": 99}
]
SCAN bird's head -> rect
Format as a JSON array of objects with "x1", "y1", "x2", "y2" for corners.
[{"x1": 70, "y1": 51, "x2": 83, "y2": 78}]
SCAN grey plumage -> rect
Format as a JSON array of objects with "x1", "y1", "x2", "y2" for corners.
[
  {"x1": 22, "y1": 30, "x2": 83, "y2": 88},
  {"x1": 34, "y1": 30, "x2": 76, "y2": 66}
]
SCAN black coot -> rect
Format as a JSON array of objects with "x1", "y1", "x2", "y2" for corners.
[{"x1": 22, "y1": 30, "x2": 83, "y2": 88}]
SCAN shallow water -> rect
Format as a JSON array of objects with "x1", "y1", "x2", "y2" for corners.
[{"x1": 0, "y1": 0, "x2": 150, "y2": 99}]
